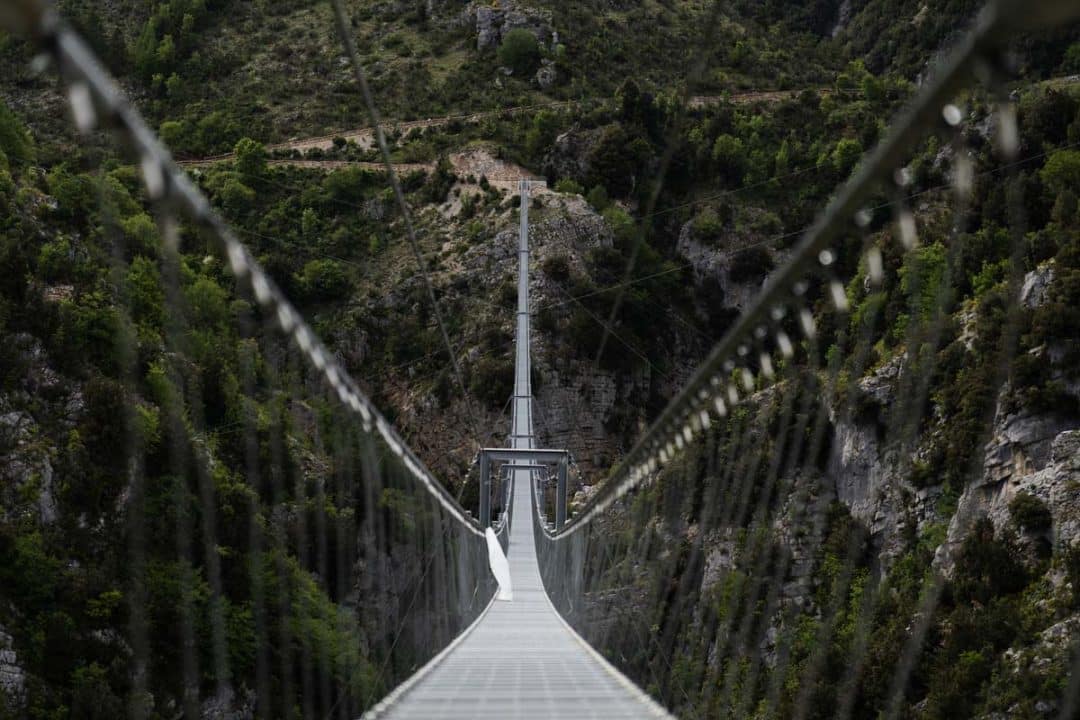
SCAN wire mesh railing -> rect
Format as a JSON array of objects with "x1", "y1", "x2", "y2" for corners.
[
  {"x1": 0, "y1": 2, "x2": 501, "y2": 717},
  {"x1": 536, "y1": 0, "x2": 1080, "y2": 717}
]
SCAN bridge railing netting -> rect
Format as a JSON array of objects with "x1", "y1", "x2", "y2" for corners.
[
  {"x1": 536, "y1": 1, "x2": 1080, "y2": 717},
  {"x1": 0, "y1": 3, "x2": 500, "y2": 717}
]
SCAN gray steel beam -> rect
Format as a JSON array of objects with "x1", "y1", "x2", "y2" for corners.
[
  {"x1": 481, "y1": 448, "x2": 567, "y2": 464},
  {"x1": 479, "y1": 452, "x2": 491, "y2": 528},
  {"x1": 556, "y1": 461, "x2": 568, "y2": 530}
]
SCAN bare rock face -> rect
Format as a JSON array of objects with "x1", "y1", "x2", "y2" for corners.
[
  {"x1": 542, "y1": 127, "x2": 599, "y2": 186},
  {"x1": 0, "y1": 628, "x2": 25, "y2": 711},
  {"x1": 830, "y1": 0, "x2": 853, "y2": 37},
  {"x1": 981, "y1": 430, "x2": 1080, "y2": 548},
  {"x1": 942, "y1": 385, "x2": 1080, "y2": 566},
  {"x1": 469, "y1": 1, "x2": 553, "y2": 51},
  {"x1": 1021, "y1": 261, "x2": 1056, "y2": 310},
  {"x1": 527, "y1": 196, "x2": 638, "y2": 473},
  {"x1": 0, "y1": 405, "x2": 58, "y2": 526},
  {"x1": 199, "y1": 686, "x2": 256, "y2": 720},
  {"x1": 674, "y1": 215, "x2": 781, "y2": 314},
  {"x1": 534, "y1": 59, "x2": 557, "y2": 89},
  {"x1": 823, "y1": 355, "x2": 945, "y2": 566},
  {"x1": 772, "y1": 473, "x2": 834, "y2": 606},
  {"x1": 984, "y1": 411, "x2": 1073, "y2": 487},
  {"x1": 701, "y1": 531, "x2": 738, "y2": 592}
]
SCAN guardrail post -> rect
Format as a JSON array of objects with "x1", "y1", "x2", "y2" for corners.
[
  {"x1": 479, "y1": 451, "x2": 491, "y2": 528},
  {"x1": 556, "y1": 459, "x2": 567, "y2": 530}
]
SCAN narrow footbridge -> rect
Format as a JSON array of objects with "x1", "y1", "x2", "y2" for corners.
[{"x1": 366, "y1": 183, "x2": 671, "y2": 719}]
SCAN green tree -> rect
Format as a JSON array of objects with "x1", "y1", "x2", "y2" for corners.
[
  {"x1": 831, "y1": 137, "x2": 863, "y2": 175},
  {"x1": 233, "y1": 137, "x2": 267, "y2": 179},
  {"x1": 159, "y1": 119, "x2": 190, "y2": 150},
  {"x1": 1041, "y1": 149, "x2": 1080, "y2": 197},
  {"x1": 1062, "y1": 42, "x2": 1080, "y2": 74},
  {"x1": 184, "y1": 275, "x2": 230, "y2": 328},
  {"x1": 586, "y1": 125, "x2": 638, "y2": 196},
  {"x1": 132, "y1": 18, "x2": 160, "y2": 81},
  {"x1": 586, "y1": 185, "x2": 609, "y2": 211},
  {"x1": 498, "y1": 29, "x2": 541, "y2": 76},
  {"x1": 165, "y1": 72, "x2": 183, "y2": 99},
  {"x1": 900, "y1": 242, "x2": 948, "y2": 324},
  {"x1": 525, "y1": 110, "x2": 559, "y2": 159},
  {"x1": 120, "y1": 212, "x2": 160, "y2": 256},
  {"x1": 0, "y1": 100, "x2": 34, "y2": 167},
  {"x1": 554, "y1": 178, "x2": 583, "y2": 195},
  {"x1": 1009, "y1": 491, "x2": 1052, "y2": 532},
  {"x1": 299, "y1": 259, "x2": 351, "y2": 302},
  {"x1": 156, "y1": 33, "x2": 177, "y2": 70},
  {"x1": 711, "y1": 134, "x2": 746, "y2": 183},
  {"x1": 0, "y1": 151, "x2": 13, "y2": 201},
  {"x1": 219, "y1": 178, "x2": 256, "y2": 215},
  {"x1": 424, "y1": 156, "x2": 456, "y2": 203},
  {"x1": 126, "y1": 256, "x2": 165, "y2": 329},
  {"x1": 301, "y1": 207, "x2": 320, "y2": 239},
  {"x1": 616, "y1": 78, "x2": 645, "y2": 124}
]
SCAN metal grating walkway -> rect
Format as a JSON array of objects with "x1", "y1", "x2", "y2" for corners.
[
  {"x1": 366, "y1": 182, "x2": 671, "y2": 719},
  {"x1": 368, "y1": 467, "x2": 670, "y2": 719}
]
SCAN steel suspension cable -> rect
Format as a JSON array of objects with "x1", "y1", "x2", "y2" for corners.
[{"x1": 328, "y1": 0, "x2": 485, "y2": 450}]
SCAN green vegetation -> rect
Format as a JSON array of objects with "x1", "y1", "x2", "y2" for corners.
[
  {"x1": 0, "y1": 0, "x2": 1079, "y2": 716},
  {"x1": 498, "y1": 29, "x2": 542, "y2": 77}
]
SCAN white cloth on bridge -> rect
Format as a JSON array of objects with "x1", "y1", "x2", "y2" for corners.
[{"x1": 485, "y1": 527, "x2": 513, "y2": 601}]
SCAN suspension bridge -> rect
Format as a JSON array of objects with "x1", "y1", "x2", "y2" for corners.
[{"x1": 2, "y1": 0, "x2": 1080, "y2": 718}]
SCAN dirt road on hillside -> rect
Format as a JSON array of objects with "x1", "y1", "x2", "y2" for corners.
[{"x1": 186, "y1": 88, "x2": 823, "y2": 165}]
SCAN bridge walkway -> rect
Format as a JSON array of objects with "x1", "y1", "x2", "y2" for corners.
[{"x1": 367, "y1": 182, "x2": 670, "y2": 719}]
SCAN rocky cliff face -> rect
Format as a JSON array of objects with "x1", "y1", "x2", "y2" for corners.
[
  {"x1": 349, "y1": 191, "x2": 703, "y2": 490},
  {"x1": 0, "y1": 627, "x2": 25, "y2": 713},
  {"x1": 466, "y1": 1, "x2": 554, "y2": 51}
]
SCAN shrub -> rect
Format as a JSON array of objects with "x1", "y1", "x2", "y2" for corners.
[
  {"x1": 218, "y1": 178, "x2": 256, "y2": 215},
  {"x1": 423, "y1": 156, "x2": 456, "y2": 204},
  {"x1": 586, "y1": 125, "x2": 638, "y2": 196},
  {"x1": 47, "y1": 168, "x2": 96, "y2": 222},
  {"x1": 586, "y1": 185, "x2": 610, "y2": 211},
  {"x1": 0, "y1": 161, "x2": 13, "y2": 202},
  {"x1": 126, "y1": 256, "x2": 165, "y2": 329},
  {"x1": 900, "y1": 242, "x2": 948, "y2": 324},
  {"x1": 832, "y1": 137, "x2": 863, "y2": 175},
  {"x1": 952, "y1": 518, "x2": 1028, "y2": 605},
  {"x1": 120, "y1": 212, "x2": 160, "y2": 256},
  {"x1": 469, "y1": 356, "x2": 513, "y2": 408},
  {"x1": 322, "y1": 166, "x2": 377, "y2": 203},
  {"x1": 1063, "y1": 42, "x2": 1080, "y2": 74},
  {"x1": 601, "y1": 205, "x2": 635, "y2": 244},
  {"x1": 1041, "y1": 149, "x2": 1080, "y2": 198},
  {"x1": 184, "y1": 275, "x2": 230, "y2": 328},
  {"x1": 299, "y1": 259, "x2": 352, "y2": 302},
  {"x1": 497, "y1": 29, "x2": 541, "y2": 76},
  {"x1": 233, "y1": 137, "x2": 266, "y2": 178},
  {"x1": 554, "y1": 178, "x2": 583, "y2": 195},
  {"x1": 693, "y1": 210, "x2": 725, "y2": 244},
  {"x1": 0, "y1": 99, "x2": 34, "y2": 167},
  {"x1": 1009, "y1": 491, "x2": 1052, "y2": 532},
  {"x1": 711, "y1": 134, "x2": 746, "y2": 183}
]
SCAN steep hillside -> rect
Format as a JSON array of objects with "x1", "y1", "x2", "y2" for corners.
[{"x1": 1, "y1": 0, "x2": 1080, "y2": 717}]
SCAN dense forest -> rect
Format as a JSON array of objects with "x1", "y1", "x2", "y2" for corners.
[{"x1": 1, "y1": 0, "x2": 1080, "y2": 717}]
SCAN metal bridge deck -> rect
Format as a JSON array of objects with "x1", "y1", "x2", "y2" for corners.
[{"x1": 369, "y1": 469, "x2": 668, "y2": 719}]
